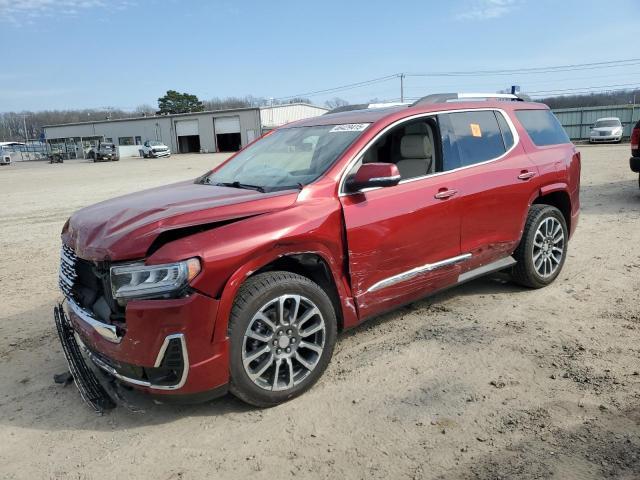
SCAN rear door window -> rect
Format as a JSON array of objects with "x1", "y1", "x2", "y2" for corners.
[
  {"x1": 515, "y1": 109, "x2": 570, "y2": 146},
  {"x1": 438, "y1": 110, "x2": 506, "y2": 171}
]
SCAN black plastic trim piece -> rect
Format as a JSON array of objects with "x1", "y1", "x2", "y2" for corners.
[{"x1": 53, "y1": 304, "x2": 116, "y2": 414}]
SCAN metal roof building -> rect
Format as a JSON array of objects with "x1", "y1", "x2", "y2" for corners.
[{"x1": 43, "y1": 103, "x2": 328, "y2": 158}]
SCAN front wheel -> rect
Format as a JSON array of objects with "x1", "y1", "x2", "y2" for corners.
[
  {"x1": 511, "y1": 204, "x2": 568, "y2": 289},
  {"x1": 228, "y1": 271, "x2": 337, "y2": 407}
]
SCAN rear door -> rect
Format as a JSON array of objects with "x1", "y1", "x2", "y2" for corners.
[
  {"x1": 340, "y1": 116, "x2": 465, "y2": 320},
  {"x1": 438, "y1": 109, "x2": 539, "y2": 272}
]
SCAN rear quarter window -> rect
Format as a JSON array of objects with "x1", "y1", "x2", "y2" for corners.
[
  {"x1": 439, "y1": 110, "x2": 506, "y2": 170},
  {"x1": 496, "y1": 111, "x2": 515, "y2": 150},
  {"x1": 515, "y1": 109, "x2": 570, "y2": 146}
]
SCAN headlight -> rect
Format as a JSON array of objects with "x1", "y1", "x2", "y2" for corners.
[{"x1": 110, "y1": 258, "x2": 201, "y2": 300}]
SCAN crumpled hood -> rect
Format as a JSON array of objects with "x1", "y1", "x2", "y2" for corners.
[{"x1": 63, "y1": 180, "x2": 298, "y2": 261}]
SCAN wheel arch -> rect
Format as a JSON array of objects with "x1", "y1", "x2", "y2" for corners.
[
  {"x1": 213, "y1": 248, "x2": 357, "y2": 344},
  {"x1": 252, "y1": 253, "x2": 344, "y2": 331},
  {"x1": 532, "y1": 186, "x2": 572, "y2": 232}
]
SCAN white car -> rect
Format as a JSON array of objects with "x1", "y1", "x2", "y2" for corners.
[
  {"x1": 589, "y1": 117, "x2": 623, "y2": 143},
  {"x1": 0, "y1": 147, "x2": 11, "y2": 165},
  {"x1": 139, "y1": 140, "x2": 171, "y2": 158}
]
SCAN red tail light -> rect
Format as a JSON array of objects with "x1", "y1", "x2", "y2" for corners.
[{"x1": 631, "y1": 127, "x2": 640, "y2": 151}]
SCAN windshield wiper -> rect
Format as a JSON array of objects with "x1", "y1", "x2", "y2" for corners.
[{"x1": 214, "y1": 181, "x2": 265, "y2": 193}]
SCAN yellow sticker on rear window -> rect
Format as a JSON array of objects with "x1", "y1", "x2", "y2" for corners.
[{"x1": 470, "y1": 123, "x2": 482, "y2": 137}]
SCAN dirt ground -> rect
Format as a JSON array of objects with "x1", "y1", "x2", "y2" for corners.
[{"x1": 1, "y1": 146, "x2": 639, "y2": 480}]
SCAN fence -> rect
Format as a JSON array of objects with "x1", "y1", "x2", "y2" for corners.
[{"x1": 552, "y1": 104, "x2": 640, "y2": 140}]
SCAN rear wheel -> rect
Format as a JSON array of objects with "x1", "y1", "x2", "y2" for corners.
[
  {"x1": 228, "y1": 271, "x2": 337, "y2": 407},
  {"x1": 512, "y1": 204, "x2": 568, "y2": 289}
]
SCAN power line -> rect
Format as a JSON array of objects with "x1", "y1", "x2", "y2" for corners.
[
  {"x1": 528, "y1": 82, "x2": 640, "y2": 95},
  {"x1": 404, "y1": 71, "x2": 640, "y2": 91},
  {"x1": 273, "y1": 74, "x2": 399, "y2": 101},
  {"x1": 406, "y1": 58, "x2": 640, "y2": 77},
  {"x1": 272, "y1": 58, "x2": 640, "y2": 102}
]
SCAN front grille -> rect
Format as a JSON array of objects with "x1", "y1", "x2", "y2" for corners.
[
  {"x1": 59, "y1": 244, "x2": 78, "y2": 301},
  {"x1": 58, "y1": 245, "x2": 124, "y2": 324}
]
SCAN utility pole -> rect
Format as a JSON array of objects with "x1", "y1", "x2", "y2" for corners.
[
  {"x1": 399, "y1": 73, "x2": 405, "y2": 103},
  {"x1": 22, "y1": 114, "x2": 28, "y2": 143}
]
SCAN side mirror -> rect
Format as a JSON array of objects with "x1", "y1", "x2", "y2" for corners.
[{"x1": 345, "y1": 162, "x2": 401, "y2": 193}]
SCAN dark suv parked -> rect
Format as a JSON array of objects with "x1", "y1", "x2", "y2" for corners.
[
  {"x1": 54, "y1": 93, "x2": 580, "y2": 411},
  {"x1": 87, "y1": 142, "x2": 119, "y2": 162}
]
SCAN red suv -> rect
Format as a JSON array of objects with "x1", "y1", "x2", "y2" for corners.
[
  {"x1": 54, "y1": 93, "x2": 580, "y2": 410},
  {"x1": 630, "y1": 120, "x2": 640, "y2": 188}
]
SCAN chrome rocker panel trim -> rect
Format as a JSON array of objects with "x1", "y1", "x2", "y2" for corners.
[
  {"x1": 367, "y1": 253, "x2": 472, "y2": 293},
  {"x1": 457, "y1": 256, "x2": 516, "y2": 284}
]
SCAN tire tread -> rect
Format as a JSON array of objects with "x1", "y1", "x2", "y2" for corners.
[{"x1": 512, "y1": 204, "x2": 567, "y2": 289}]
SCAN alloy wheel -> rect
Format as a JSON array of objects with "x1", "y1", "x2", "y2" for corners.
[
  {"x1": 242, "y1": 294, "x2": 326, "y2": 391},
  {"x1": 532, "y1": 216, "x2": 565, "y2": 278}
]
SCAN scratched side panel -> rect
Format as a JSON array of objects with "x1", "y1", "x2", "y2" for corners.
[{"x1": 340, "y1": 175, "x2": 463, "y2": 321}]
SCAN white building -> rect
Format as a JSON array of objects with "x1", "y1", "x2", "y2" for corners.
[
  {"x1": 260, "y1": 104, "x2": 328, "y2": 131},
  {"x1": 43, "y1": 103, "x2": 328, "y2": 157}
]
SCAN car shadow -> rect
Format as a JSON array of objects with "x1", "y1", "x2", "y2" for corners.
[
  {"x1": 1, "y1": 273, "x2": 528, "y2": 431},
  {"x1": 341, "y1": 272, "x2": 525, "y2": 340}
]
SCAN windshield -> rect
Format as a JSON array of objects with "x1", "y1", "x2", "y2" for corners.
[
  {"x1": 202, "y1": 124, "x2": 368, "y2": 192},
  {"x1": 149, "y1": 141, "x2": 162, "y2": 146},
  {"x1": 594, "y1": 120, "x2": 621, "y2": 128}
]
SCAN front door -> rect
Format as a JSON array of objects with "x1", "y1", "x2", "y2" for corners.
[{"x1": 339, "y1": 116, "x2": 465, "y2": 320}]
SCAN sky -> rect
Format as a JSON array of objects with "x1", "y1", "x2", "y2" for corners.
[{"x1": 1, "y1": 0, "x2": 639, "y2": 112}]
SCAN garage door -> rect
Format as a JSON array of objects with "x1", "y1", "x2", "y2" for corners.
[
  {"x1": 176, "y1": 120, "x2": 198, "y2": 137},
  {"x1": 214, "y1": 116, "x2": 240, "y2": 134}
]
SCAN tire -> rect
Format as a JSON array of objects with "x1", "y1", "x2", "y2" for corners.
[
  {"x1": 511, "y1": 204, "x2": 568, "y2": 289},
  {"x1": 228, "y1": 271, "x2": 337, "y2": 407}
]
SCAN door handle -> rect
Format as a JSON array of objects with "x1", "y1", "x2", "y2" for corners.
[
  {"x1": 434, "y1": 189, "x2": 458, "y2": 200},
  {"x1": 517, "y1": 171, "x2": 536, "y2": 180}
]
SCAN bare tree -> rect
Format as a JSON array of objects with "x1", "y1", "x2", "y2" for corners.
[
  {"x1": 134, "y1": 104, "x2": 156, "y2": 116},
  {"x1": 324, "y1": 97, "x2": 349, "y2": 109}
]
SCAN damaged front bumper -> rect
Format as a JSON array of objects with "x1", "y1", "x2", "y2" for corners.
[{"x1": 54, "y1": 294, "x2": 230, "y2": 412}]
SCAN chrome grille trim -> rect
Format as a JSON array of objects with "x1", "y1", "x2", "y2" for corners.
[{"x1": 67, "y1": 298, "x2": 121, "y2": 343}]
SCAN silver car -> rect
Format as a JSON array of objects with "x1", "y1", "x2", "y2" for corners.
[{"x1": 589, "y1": 117, "x2": 623, "y2": 143}]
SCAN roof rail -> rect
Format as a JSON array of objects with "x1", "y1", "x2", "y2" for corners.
[{"x1": 411, "y1": 92, "x2": 523, "y2": 106}]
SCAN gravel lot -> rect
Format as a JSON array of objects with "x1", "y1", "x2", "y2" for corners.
[{"x1": 1, "y1": 146, "x2": 639, "y2": 480}]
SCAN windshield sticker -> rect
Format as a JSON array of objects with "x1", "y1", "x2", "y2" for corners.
[
  {"x1": 470, "y1": 123, "x2": 482, "y2": 137},
  {"x1": 330, "y1": 123, "x2": 369, "y2": 133}
]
